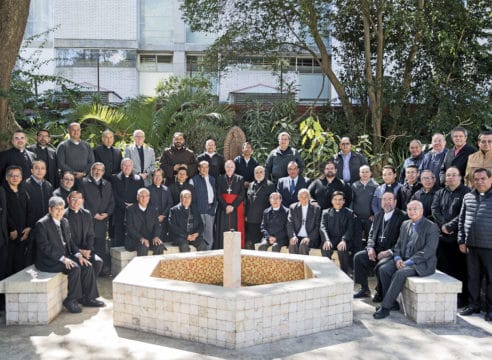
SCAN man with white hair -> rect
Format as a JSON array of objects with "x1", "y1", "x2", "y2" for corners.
[{"x1": 125, "y1": 129, "x2": 156, "y2": 186}]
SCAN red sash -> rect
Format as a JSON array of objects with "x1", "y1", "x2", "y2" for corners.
[{"x1": 222, "y1": 193, "x2": 245, "y2": 248}]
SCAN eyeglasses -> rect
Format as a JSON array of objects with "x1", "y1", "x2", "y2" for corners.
[
  {"x1": 63, "y1": 178, "x2": 75, "y2": 182},
  {"x1": 479, "y1": 140, "x2": 492, "y2": 144},
  {"x1": 7, "y1": 174, "x2": 22, "y2": 178}
]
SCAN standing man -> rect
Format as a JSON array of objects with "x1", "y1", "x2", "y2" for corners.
[
  {"x1": 287, "y1": 189, "x2": 321, "y2": 255},
  {"x1": 215, "y1": 160, "x2": 245, "y2": 249},
  {"x1": 373, "y1": 200, "x2": 439, "y2": 319},
  {"x1": 334, "y1": 136, "x2": 368, "y2": 185},
  {"x1": 0, "y1": 187, "x2": 8, "y2": 291},
  {"x1": 24, "y1": 160, "x2": 54, "y2": 224},
  {"x1": 439, "y1": 126, "x2": 476, "y2": 185},
  {"x1": 411, "y1": 170, "x2": 439, "y2": 220},
  {"x1": 56, "y1": 122, "x2": 95, "y2": 183},
  {"x1": 64, "y1": 191, "x2": 103, "y2": 277},
  {"x1": 28, "y1": 129, "x2": 59, "y2": 188},
  {"x1": 0, "y1": 130, "x2": 35, "y2": 182},
  {"x1": 80, "y1": 162, "x2": 114, "y2": 275},
  {"x1": 432, "y1": 166, "x2": 470, "y2": 307},
  {"x1": 465, "y1": 130, "x2": 492, "y2": 187},
  {"x1": 197, "y1": 139, "x2": 225, "y2": 180},
  {"x1": 277, "y1": 161, "x2": 310, "y2": 208},
  {"x1": 397, "y1": 165, "x2": 422, "y2": 210},
  {"x1": 234, "y1": 142, "x2": 259, "y2": 189},
  {"x1": 308, "y1": 160, "x2": 352, "y2": 210},
  {"x1": 320, "y1": 191, "x2": 354, "y2": 275},
  {"x1": 353, "y1": 192, "x2": 406, "y2": 300},
  {"x1": 399, "y1": 139, "x2": 424, "y2": 184},
  {"x1": 189, "y1": 161, "x2": 217, "y2": 250},
  {"x1": 93, "y1": 129, "x2": 122, "y2": 181},
  {"x1": 53, "y1": 172, "x2": 75, "y2": 206},
  {"x1": 160, "y1": 132, "x2": 197, "y2": 185},
  {"x1": 168, "y1": 190, "x2": 207, "y2": 252},
  {"x1": 168, "y1": 166, "x2": 195, "y2": 206},
  {"x1": 265, "y1": 132, "x2": 304, "y2": 183},
  {"x1": 372, "y1": 165, "x2": 402, "y2": 215},
  {"x1": 458, "y1": 168, "x2": 492, "y2": 321},
  {"x1": 420, "y1": 133, "x2": 447, "y2": 182},
  {"x1": 35, "y1": 196, "x2": 104, "y2": 313},
  {"x1": 111, "y1": 158, "x2": 144, "y2": 247},
  {"x1": 244, "y1": 165, "x2": 275, "y2": 249},
  {"x1": 258, "y1": 192, "x2": 289, "y2": 252},
  {"x1": 125, "y1": 129, "x2": 156, "y2": 186},
  {"x1": 125, "y1": 188, "x2": 166, "y2": 256},
  {"x1": 351, "y1": 165, "x2": 378, "y2": 253}
]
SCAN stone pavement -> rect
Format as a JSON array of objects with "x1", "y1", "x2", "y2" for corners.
[{"x1": 1, "y1": 276, "x2": 491, "y2": 359}]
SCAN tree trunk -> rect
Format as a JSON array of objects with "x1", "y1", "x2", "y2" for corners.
[{"x1": 0, "y1": 0, "x2": 31, "y2": 146}]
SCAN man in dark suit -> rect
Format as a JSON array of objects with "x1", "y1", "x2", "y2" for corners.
[
  {"x1": 0, "y1": 187, "x2": 8, "y2": 283},
  {"x1": 308, "y1": 160, "x2": 352, "y2": 210},
  {"x1": 64, "y1": 191, "x2": 103, "y2": 276},
  {"x1": 28, "y1": 129, "x2": 59, "y2": 188},
  {"x1": 147, "y1": 168, "x2": 173, "y2": 243},
  {"x1": 197, "y1": 139, "x2": 225, "y2": 179},
  {"x1": 111, "y1": 158, "x2": 144, "y2": 247},
  {"x1": 373, "y1": 200, "x2": 439, "y2": 319},
  {"x1": 93, "y1": 129, "x2": 122, "y2": 181},
  {"x1": 168, "y1": 190, "x2": 207, "y2": 252},
  {"x1": 439, "y1": 126, "x2": 476, "y2": 186},
  {"x1": 125, "y1": 188, "x2": 166, "y2": 256},
  {"x1": 334, "y1": 136, "x2": 368, "y2": 185},
  {"x1": 35, "y1": 196, "x2": 104, "y2": 313},
  {"x1": 287, "y1": 188, "x2": 322, "y2": 255},
  {"x1": 80, "y1": 162, "x2": 114, "y2": 275},
  {"x1": 353, "y1": 192, "x2": 406, "y2": 300},
  {"x1": 258, "y1": 192, "x2": 289, "y2": 251},
  {"x1": 277, "y1": 161, "x2": 310, "y2": 208},
  {"x1": 0, "y1": 130, "x2": 35, "y2": 182},
  {"x1": 24, "y1": 160, "x2": 54, "y2": 224}
]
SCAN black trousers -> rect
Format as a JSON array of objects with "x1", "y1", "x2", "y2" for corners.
[
  {"x1": 125, "y1": 241, "x2": 166, "y2": 257},
  {"x1": 353, "y1": 250, "x2": 392, "y2": 290},
  {"x1": 437, "y1": 240, "x2": 468, "y2": 305},
  {"x1": 112, "y1": 207, "x2": 126, "y2": 247},
  {"x1": 258, "y1": 237, "x2": 288, "y2": 252},
  {"x1": 245, "y1": 222, "x2": 262, "y2": 250},
  {"x1": 175, "y1": 236, "x2": 207, "y2": 253},
  {"x1": 7, "y1": 238, "x2": 30, "y2": 275},
  {"x1": 352, "y1": 217, "x2": 373, "y2": 254},
  {"x1": 289, "y1": 237, "x2": 315, "y2": 255},
  {"x1": 467, "y1": 246, "x2": 492, "y2": 312}
]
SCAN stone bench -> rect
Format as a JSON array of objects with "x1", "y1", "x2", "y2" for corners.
[
  {"x1": 400, "y1": 270, "x2": 462, "y2": 324},
  {"x1": 253, "y1": 243, "x2": 339, "y2": 263},
  {"x1": 0, "y1": 265, "x2": 67, "y2": 325},
  {"x1": 110, "y1": 243, "x2": 196, "y2": 275}
]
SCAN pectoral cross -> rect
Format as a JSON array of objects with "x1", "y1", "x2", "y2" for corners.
[{"x1": 227, "y1": 187, "x2": 232, "y2": 194}]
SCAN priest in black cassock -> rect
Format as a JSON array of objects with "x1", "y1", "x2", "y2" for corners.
[{"x1": 215, "y1": 160, "x2": 245, "y2": 249}]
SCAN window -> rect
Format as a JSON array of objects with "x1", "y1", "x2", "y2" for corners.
[
  {"x1": 138, "y1": 54, "x2": 173, "y2": 72},
  {"x1": 140, "y1": 0, "x2": 174, "y2": 45},
  {"x1": 56, "y1": 49, "x2": 137, "y2": 67}
]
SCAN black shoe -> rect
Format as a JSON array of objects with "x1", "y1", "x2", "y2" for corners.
[
  {"x1": 63, "y1": 299, "x2": 82, "y2": 313},
  {"x1": 376, "y1": 302, "x2": 400, "y2": 312},
  {"x1": 373, "y1": 307, "x2": 390, "y2": 319},
  {"x1": 81, "y1": 298, "x2": 106, "y2": 307},
  {"x1": 99, "y1": 270, "x2": 112, "y2": 278},
  {"x1": 372, "y1": 292, "x2": 383, "y2": 303},
  {"x1": 460, "y1": 306, "x2": 481, "y2": 316},
  {"x1": 353, "y1": 288, "x2": 371, "y2": 299},
  {"x1": 485, "y1": 313, "x2": 492, "y2": 321}
]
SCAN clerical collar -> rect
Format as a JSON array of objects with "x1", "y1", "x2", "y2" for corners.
[
  {"x1": 138, "y1": 205, "x2": 147, "y2": 211},
  {"x1": 70, "y1": 139, "x2": 80, "y2": 145},
  {"x1": 384, "y1": 209, "x2": 395, "y2": 221},
  {"x1": 38, "y1": 145, "x2": 47, "y2": 149},
  {"x1": 272, "y1": 207, "x2": 280, "y2": 211},
  {"x1": 71, "y1": 208, "x2": 80, "y2": 214},
  {"x1": 206, "y1": 152, "x2": 216, "y2": 156},
  {"x1": 31, "y1": 176, "x2": 44, "y2": 185}
]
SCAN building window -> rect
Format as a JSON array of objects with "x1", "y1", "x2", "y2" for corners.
[
  {"x1": 138, "y1": 54, "x2": 173, "y2": 72},
  {"x1": 140, "y1": 0, "x2": 174, "y2": 45},
  {"x1": 56, "y1": 49, "x2": 137, "y2": 67},
  {"x1": 186, "y1": 55, "x2": 205, "y2": 74}
]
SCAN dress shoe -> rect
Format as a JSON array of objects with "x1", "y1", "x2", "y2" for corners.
[
  {"x1": 372, "y1": 292, "x2": 383, "y2": 303},
  {"x1": 485, "y1": 313, "x2": 492, "y2": 321},
  {"x1": 81, "y1": 298, "x2": 106, "y2": 307},
  {"x1": 459, "y1": 306, "x2": 481, "y2": 316},
  {"x1": 63, "y1": 300, "x2": 82, "y2": 313},
  {"x1": 353, "y1": 288, "x2": 371, "y2": 299},
  {"x1": 376, "y1": 302, "x2": 400, "y2": 312},
  {"x1": 373, "y1": 307, "x2": 390, "y2": 319}
]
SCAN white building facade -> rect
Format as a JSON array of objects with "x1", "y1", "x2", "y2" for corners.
[{"x1": 21, "y1": 0, "x2": 330, "y2": 104}]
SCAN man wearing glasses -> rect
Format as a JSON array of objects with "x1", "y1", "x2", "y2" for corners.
[
  {"x1": 465, "y1": 131, "x2": 492, "y2": 187},
  {"x1": 334, "y1": 137, "x2": 368, "y2": 185}
]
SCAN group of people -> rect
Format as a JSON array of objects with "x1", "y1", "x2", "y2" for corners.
[{"x1": 0, "y1": 123, "x2": 490, "y2": 322}]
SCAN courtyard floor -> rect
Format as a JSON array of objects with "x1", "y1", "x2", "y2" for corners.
[{"x1": 1, "y1": 276, "x2": 491, "y2": 359}]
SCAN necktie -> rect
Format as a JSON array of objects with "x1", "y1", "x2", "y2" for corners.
[
  {"x1": 56, "y1": 224, "x2": 66, "y2": 248},
  {"x1": 290, "y1": 179, "x2": 295, "y2": 194}
]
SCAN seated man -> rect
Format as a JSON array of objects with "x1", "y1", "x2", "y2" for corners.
[
  {"x1": 373, "y1": 200, "x2": 439, "y2": 319},
  {"x1": 320, "y1": 191, "x2": 354, "y2": 275},
  {"x1": 124, "y1": 188, "x2": 166, "y2": 256},
  {"x1": 64, "y1": 191, "x2": 103, "y2": 276},
  {"x1": 353, "y1": 192, "x2": 406, "y2": 300},
  {"x1": 258, "y1": 192, "x2": 289, "y2": 252},
  {"x1": 168, "y1": 190, "x2": 207, "y2": 252},
  {"x1": 35, "y1": 196, "x2": 104, "y2": 313},
  {"x1": 287, "y1": 188, "x2": 321, "y2": 255}
]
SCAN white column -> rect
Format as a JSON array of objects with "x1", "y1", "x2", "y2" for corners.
[{"x1": 223, "y1": 231, "x2": 241, "y2": 288}]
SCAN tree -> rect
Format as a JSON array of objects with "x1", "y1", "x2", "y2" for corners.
[
  {"x1": 0, "y1": 0, "x2": 30, "y2": 144},
  {"x1": 182, "y1": 0, "x2": 491, "y2": 158}
]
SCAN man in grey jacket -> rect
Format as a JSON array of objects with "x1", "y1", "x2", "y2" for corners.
[
  {"x1": 373, "y1": 200, "x2": 439, "y2": 319},
  {"x1": 458, "y1": 168, "x2": 492, "y2": 321}
]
